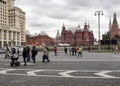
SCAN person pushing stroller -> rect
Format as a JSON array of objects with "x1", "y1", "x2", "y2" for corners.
[{"x1": 10, "y1": 48, "x2": 20, "y2": 66}]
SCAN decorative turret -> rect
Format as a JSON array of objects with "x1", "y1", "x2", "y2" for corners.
[
  {"x1": 112, "y1": 12, "x2": 118, "y2": 27},
  {"x1": 84, "y1": 21, "x2": 88, "y2": 31}
]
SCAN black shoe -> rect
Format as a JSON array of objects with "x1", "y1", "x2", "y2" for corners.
[{"x1": 24, "y1": 64, "x2": 27, "y2": 66}]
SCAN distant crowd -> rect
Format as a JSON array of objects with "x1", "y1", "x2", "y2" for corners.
[
  {"x1": 3, "y1": 44, "x2": 119, "y2": 66},
  {"x1": 53, "y1": 46, "x2": 83, "y2": 57}
]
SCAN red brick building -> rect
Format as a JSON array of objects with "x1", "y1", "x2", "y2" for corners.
[
  {"x1": 61, "y1": 23, "x2": 94, "y2": 46},
  {"x1": 26, "y1": 31, "x2": 54, "y2": 46},
  {"x1": 110, "y1": 12, "x2": 120, "y2": 39}
]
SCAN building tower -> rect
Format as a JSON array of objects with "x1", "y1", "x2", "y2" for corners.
[
  {"x1": 110, "y1": 12, "x2": 120, "y2": 39},
  {"x1": 0, "y1": 0, "x2": 26, "y2": 47},
  {"x1": 62, "y1": 23, "x2": 66, "y2": 30},
  {"x1": 8, "y1": 0, "x2": 14, "y2": 9},
  {"x1": 55, "y1": 30, "x2": 61, "y2": 44}
]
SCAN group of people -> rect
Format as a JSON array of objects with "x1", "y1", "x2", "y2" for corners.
[
  {"x1": 68, "y1": 47, "x2": 83, "y2": 57},
  {"x1": 4, "y1": 46, "x2": 38, "y2": 66},
  {"x1": 53, "y1": 46, "x2": 83, "y2": 58},
  {"x1": 4, "y1": 45, "x2": 83, "y2": 66},
  {"x1": 4, "y1": 45, "x2": 51, "y2": 66},
  {"x1": 22, "y1": 46, "x2": 38, "y2": 66}
]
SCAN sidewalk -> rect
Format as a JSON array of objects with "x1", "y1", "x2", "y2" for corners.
[{"x1": 0, "y1": 51, "x2": 120, "y2": 62}]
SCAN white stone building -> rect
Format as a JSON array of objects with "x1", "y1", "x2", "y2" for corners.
[{"x1": 0, "y1": 0, "x2": 26, "y2": 47}]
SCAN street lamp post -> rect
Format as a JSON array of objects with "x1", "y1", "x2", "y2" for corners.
[
  {"x1": 109, "y1": 16, "x2": 111, "y2": 51},
  {"x1": 95, "y1": 11, "x2": 103, "y2": 50}
]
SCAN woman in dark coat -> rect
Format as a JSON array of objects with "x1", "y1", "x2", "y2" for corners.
[
  {"x1": 22, "y1": 47, "x2": 27, "y2": 66},
  {"x1": 26, "y1": 46, "x2": 31, "y2": 61}
]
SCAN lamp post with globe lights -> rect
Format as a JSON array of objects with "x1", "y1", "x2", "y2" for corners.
[{"x1": 94, "y1": 11, "x2": 104, "y2": 50}]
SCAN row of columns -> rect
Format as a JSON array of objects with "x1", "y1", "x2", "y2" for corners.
[{"x1": 0, "y1": 29, "x2": 21, "y2": 47}]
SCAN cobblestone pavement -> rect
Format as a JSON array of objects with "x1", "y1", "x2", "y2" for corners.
[{"x1": 0, "y1": 51, "x2": 120, "y2": 86}]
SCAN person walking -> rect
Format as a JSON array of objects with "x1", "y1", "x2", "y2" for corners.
[
  {"x1": 88, "y1": 47, "x2": 91, "y2": 52},
  {"x1": 77, "y1": 47, "x2": 82, "y2": 58},
  {"x1": 17, "y1": 46, "x2": 20, "y2": 55},
  {"x1": 54, "y1": 46, "x2": 58, "y2": 56},
  {"x1": 22, "y1": 47, "x2": 27, "y2": 66},
  {"x1": 31, "y1": 46, "x2": 38, "y2": 63},
  {"x1": 69, "y1": 47, "x2": 72, "y2": 56},
  {"x1": 114, "y1": 45, "x2": 118, "y2": 54},
  {"x1": 4, "y1": 46, "x2": 10, "y2": 59},
  {"x1": 71, "y1": 47, "x2": 75, "y2": 56},
  {"x1": 42, "y1": 47, "x2": 50, "y2": 62},
  {"x1": 64, "y1": 47, "x2": 68, "y2": 54},
  {"x1": 26, "y1": 46, "x2": 31, "y2": 62}
]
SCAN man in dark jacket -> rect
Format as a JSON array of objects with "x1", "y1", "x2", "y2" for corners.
[
  {"x1": 31, "y1": 46, "x2": 38, "y2": 63},
  {"x1": 22, "y1": 47, "x2": 27, "y2": 66}
]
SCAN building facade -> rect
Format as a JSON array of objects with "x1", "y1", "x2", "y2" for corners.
[
  {"x1": 0, "y1": 0, "x2": 25, "y2": 47},
  {"x1": 26, "y1": 31, "x2": 54, "y2": 46},
  {"x1": 61, "y1": 23, "x2": 94, "y2": 46}
]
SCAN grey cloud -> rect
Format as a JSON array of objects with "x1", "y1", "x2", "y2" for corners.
[
  {"x1": 29, "y1": 22, "x2": 57, "y2": 29},
  {"x1": 15, "y1": 0, "x2": 120, "y2": 39}
]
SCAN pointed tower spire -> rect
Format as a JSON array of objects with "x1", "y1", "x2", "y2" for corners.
[
  {"x1": 88, "y1": 22, "x2": 90, "y2": 30},
  {"x1": 84, "y1": 20, "x2": 88, "y2": 30},
  {"x1": 63, "y1": 23, "x2": 65, "y2": 27},
  {"x1": 85, "y1": 19, "x2": 87, "y2": 25},
  {"x1": 62, "y1": 23, "x2": 66, "y2": 30},
  {"x1": 112, "y1": 12, "x2": 118, "y2": 27},
  {"x1": 109, "y1": 16, "x2": 111, "y2": 30},
  {"x1": 78, "y1": 24, "x2": 80, "y2": 28},
  {"x1": 56, "y1": 30, "x2": 61, "y2": 43},
  {"x1": 57, "y1": 30, "x2": 60, "y2": 36}
]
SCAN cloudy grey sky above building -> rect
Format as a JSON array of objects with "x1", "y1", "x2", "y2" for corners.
[{"x1": 15, "y1": 0, "x2": 120, "y2": 40}]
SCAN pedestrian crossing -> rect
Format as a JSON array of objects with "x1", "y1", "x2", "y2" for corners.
[
  {"x1": 0, "y1": 68, "x2": 120, "y2": 79},
  {"x1": 5, "y1": 62, "x2": 36, "y2": 66}
]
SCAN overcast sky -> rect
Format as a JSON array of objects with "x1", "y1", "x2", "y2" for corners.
[{"x1": 14, "y1": 0, "x2": 120, "y2": 40}]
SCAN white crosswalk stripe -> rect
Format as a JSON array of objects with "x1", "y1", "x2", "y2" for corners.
[
  {"x1": 58, "y1": 71, "x2": 75, "y2": 77},
  {"x1": 27, "y1": 70, "x2": 44, "y2": 75},
  {"x1": 94, "y1": 71, "x2": 115, "y2": 78},
  {"x1": 0, "y1": 68, "x2": 120, "y2": 78}
]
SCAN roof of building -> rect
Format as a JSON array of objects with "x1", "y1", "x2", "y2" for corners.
[
  {"x1": 67, "y1": 27, "x2": 81, "y2": 33},
  {"x1": 39, "y1": 31, "x2": 48, "y2": 36}
]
